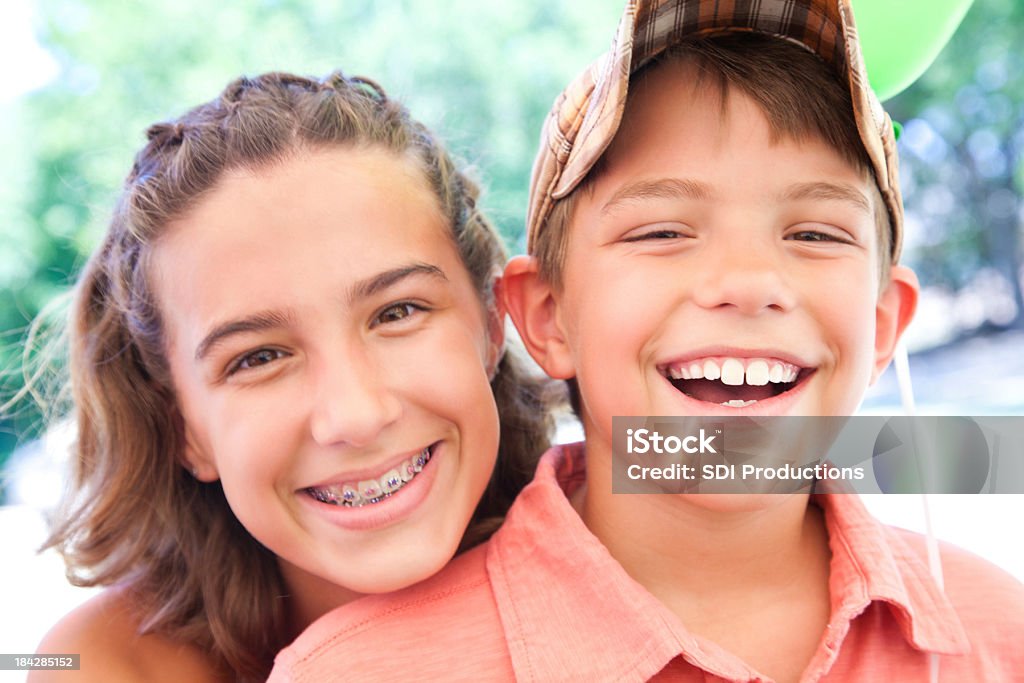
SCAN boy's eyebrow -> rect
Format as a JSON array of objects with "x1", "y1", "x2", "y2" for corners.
[
  {"x1": 195, "y1": 309, "x2": 297, "y2": 361},
  {"x1": 601, "y1": 178, "x2": 713, "y2": 215},
  {"x1": 782, "y1": 182, "x2": 872, "y2": 214},
  {"x1": 194, "y1": 264, "x2": 447, "y2": 361}
]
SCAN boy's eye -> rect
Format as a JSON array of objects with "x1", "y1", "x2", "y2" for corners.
[
  {"x1": 371, "y1": 302, "x2": 427, "y2": 328},
  {"x1": 621, "y1": 225, "x2": 693, "y2": 242},
  {"x1": 787, "y1": 228, "x2": 853, "y2": 244},
  {"x1": 228, "y1": 348, "x2": 286, "y2": 375}
]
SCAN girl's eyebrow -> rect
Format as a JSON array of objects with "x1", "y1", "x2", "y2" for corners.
[
  {"x1": 195, "y1": 309, "x2": 297, "y2": 361},
  {"x1": 349, "y1": 262, "x2": 448, "y2": 301},
  {"x1": 193, "y1": 263, "x2": 448, "y2": 362}
]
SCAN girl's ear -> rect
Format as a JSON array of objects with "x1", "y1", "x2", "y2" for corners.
[
  {"x1": 502, "y1": 256, "x2": 575, "y2": 380},
  {"x1": 872, "y1": 264, "x2": 920, "y2": 383},
  {"x1": 178, "y1": 413, "x2": 219, "y2": 482},
  {"x1": 486, "y1": 273, "x2": 507, "y2": 379}
]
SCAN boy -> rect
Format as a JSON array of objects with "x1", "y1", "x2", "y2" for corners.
[{"x1": 271, "y1": 1, "x2": 1024, "y2": 680}]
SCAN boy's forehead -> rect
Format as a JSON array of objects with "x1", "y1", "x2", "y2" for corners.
[
  {"x1": 525, "y1": 0, "x2": 903, "y2": 261},
  {"x1": 595, "y1": 57, "x2": 872, "y2": 204},
  {"x1": 607, "y1": 58, "x2": 725, "y2": 158}
]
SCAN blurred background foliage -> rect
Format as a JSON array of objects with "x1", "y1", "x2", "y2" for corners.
[
  {"x1": 887, "y1": 0, "x2": 1024, "y2": 337},
  {"x1": 1, "y1": 0, "x2": 1023, "y2": 495}
]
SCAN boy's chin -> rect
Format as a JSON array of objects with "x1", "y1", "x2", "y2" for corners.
[{"x1": 672, "y1": 492, "x2": 802, "y2": 513}]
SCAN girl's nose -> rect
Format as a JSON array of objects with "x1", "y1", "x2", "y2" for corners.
[{"x1": 309, "y1": 352, "x2": 402, "y2": 448}]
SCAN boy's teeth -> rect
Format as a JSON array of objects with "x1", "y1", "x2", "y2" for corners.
[
  {"x1": 664, "y1": 357, "x2": 802, "y2": 387},
  {"x1": 668, "y1": 365, "x2": 691, "y2": 380},
  {"x1": 746, "y1": 360, "x2": 769, "y2": 386},
  {"x1": 720, "y1": 358, "x2": 744, "y2": 385},
  {"x1": 703, "y1": 359, "x2": 722, "y2": 380},
  {"x1": 722, "y1": 399, "x2": 757, "y2": 407}
]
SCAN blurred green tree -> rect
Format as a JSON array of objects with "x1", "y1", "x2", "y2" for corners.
[
  {"x1": 0, "y1": 0, "x2": 624, "y2": 485},
  {"x1": 888, "y1": 0, "x2": 1024, "y2": 331},
  {"x1": 2, "y1": 0, "x2": 1023, "y2": 487}
]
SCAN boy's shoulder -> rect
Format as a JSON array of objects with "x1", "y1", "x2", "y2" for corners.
[
  {"x1": 885, "y1": 523, "x2": 1024, "y2": 634},
  {"x1": 872, "y1": 520, "x2": 1024, "y2": 678},
  {"x1": 270, "y1": 542, "x2": 514, "y2": 682},
  {"x1": 819, "y1": 492, "x2": 1024, "y2": 677}
]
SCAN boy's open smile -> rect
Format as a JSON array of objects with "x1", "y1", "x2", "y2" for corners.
[{"x1": 657, "y1": 351, "x2": 814, "y2": 408}]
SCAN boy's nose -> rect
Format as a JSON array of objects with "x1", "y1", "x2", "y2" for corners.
[
  {"x1": 690, "y1": 241, "x2": 796, "y2": 315},
  {"x1": 309, "y1": 352, "x2": 402, "y2": 448}
]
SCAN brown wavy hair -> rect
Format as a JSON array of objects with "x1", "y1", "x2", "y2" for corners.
[{"x1": 43, "y1": 70, "x2": 554, "y2": 681}]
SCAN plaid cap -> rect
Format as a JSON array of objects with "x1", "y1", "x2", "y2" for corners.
[{"x1": 526, "y1": 0, "x2": 903, "y2": 260}]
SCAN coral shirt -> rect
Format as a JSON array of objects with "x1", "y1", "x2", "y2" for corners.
[{"x1": 270, "y1": 443, "x2": 1024, "y2": 682}]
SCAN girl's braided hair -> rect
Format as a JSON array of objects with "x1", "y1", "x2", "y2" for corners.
[{"x1": 45, "y1": 71, "x2": 554, "y2": 681}]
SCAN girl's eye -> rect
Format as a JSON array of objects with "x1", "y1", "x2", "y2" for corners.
[
  {"x1": 228, "y1": 348, "x2": 286, "y2": 375},
  {"x1": 372, "y1": 302, "x2": 426, "y2": 328}
]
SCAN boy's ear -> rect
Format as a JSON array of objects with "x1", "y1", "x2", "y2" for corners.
[
  {"x1": 872, "y1": 265, "x2": 920, "y2": 383},
  {"x1": 502, "y1": 255, "x2": 576, "y2": 380}
]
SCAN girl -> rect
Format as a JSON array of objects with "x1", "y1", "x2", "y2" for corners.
[{"x1": 33, "y1": 70, "x2": 552, "y2": 682}]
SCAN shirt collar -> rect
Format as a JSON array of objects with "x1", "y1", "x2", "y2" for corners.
[
  {"x1": 487, "y1": 444, "x2": 969, "y2": 682},
  {"x1": 486, "y1": 443, "x2": 764, "y2": 682},
  {"x1": 813, "y1": 489, "x2": 970, "y2": 655}
]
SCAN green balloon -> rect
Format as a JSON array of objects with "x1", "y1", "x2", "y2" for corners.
[{"x1": 854, "y1": 0, "x2": 975, "y2": 101}]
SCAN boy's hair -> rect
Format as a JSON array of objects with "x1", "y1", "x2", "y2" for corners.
[
  {"x1": 536, "y1": 34, "x2": 893, "y2": 290},
  {"x1": 527, "y1": 0, "x2": 904, "y2": 290},
  {"x1": 44, "y1": 71, "x2": 553, "y2": 682}
]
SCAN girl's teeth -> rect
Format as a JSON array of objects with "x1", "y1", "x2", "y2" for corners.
[
  {"x1": 769, "y1": 363, "x2": 784, "y2": 383},
  {"x1": 722, "y1": 399, "x2": 757, "y2": 407},
  {"x1": 309, "y1": 447, "x2": 433, "y2": 508},
  {"x1": 689, "y1": 363, "x2": 704, "y2": 379},
  {"x1": 380, "y1": 470, "x2": 402, "y2": 494},
  {"x1": 341, "y1": 485, "x2": 362, "y2": 505},
  {"x1": 358, "y1": 480, "x2": 381, "y2": 500},
  {"x1": 399, "y1": 459, "x2": 416, "y2": 482}
]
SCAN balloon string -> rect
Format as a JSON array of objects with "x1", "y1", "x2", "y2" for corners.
[{"x1": 893, "y1": 341, "x2": 943, "y2": 683}]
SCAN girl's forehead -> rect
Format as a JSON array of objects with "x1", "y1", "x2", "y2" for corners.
[{"x1": 150, "y1": 148, "x2": 472, "y2": 327}]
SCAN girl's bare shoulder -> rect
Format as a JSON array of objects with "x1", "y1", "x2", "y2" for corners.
[{"x1": 30, "y1": 588, "x2": 226, "y2": 683}]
